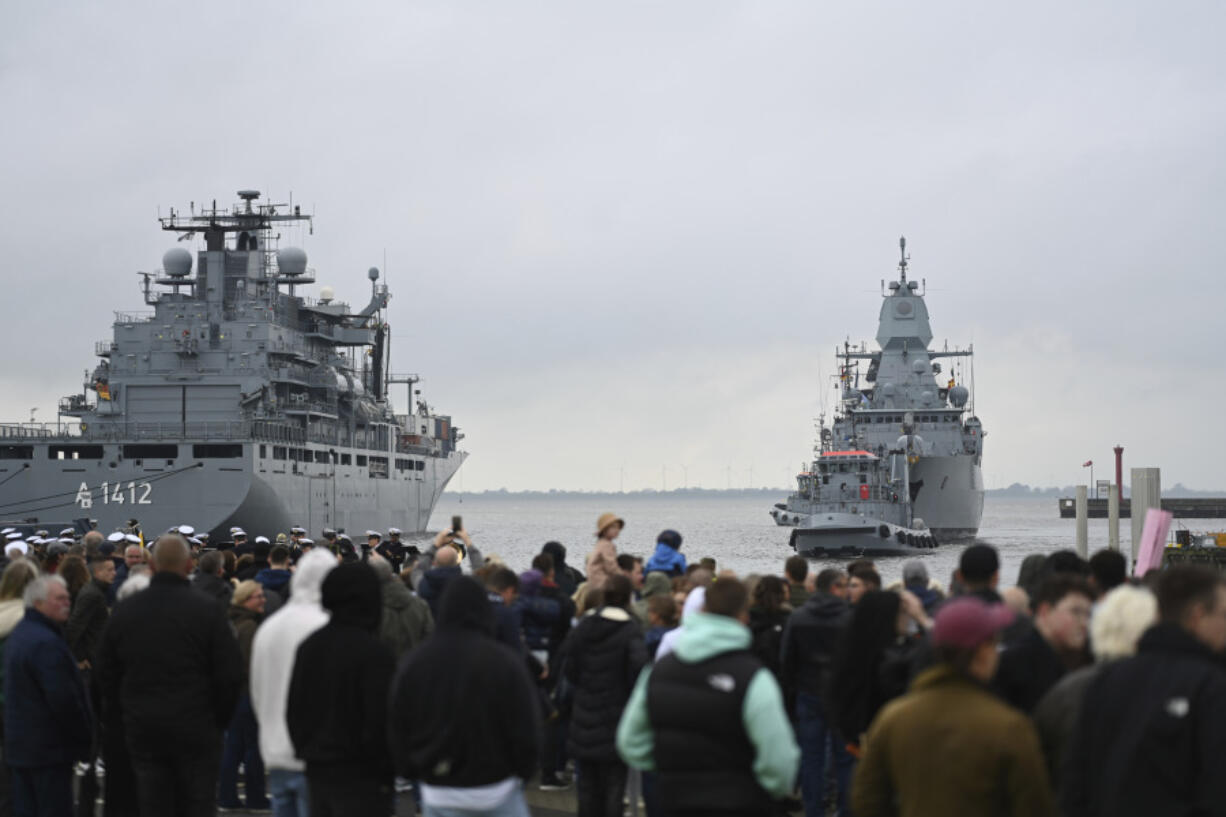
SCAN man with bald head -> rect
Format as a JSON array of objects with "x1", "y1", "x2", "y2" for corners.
[
  {"x1": 96, "y1": 535, "x2": 242, "y2": 817},
  {"x1": 416, "y1": 545, "x2": 462, "y2": 619}
]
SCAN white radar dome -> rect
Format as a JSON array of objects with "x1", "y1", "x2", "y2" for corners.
[
  {"x1": 911, "y1": 359, "x2": 928, "y2": 374},
  {"x1": 162, "y1": 247, "x2": 193, "y2": 277},
  {"x1": 319, "y1": 285, "x2": 335, "y2": 303},
  {"x1": 277, "y1": 247, "x2": 308, "y2": 276},
  {"x1": 949, "y1": 385, "x2": 969, "y2": 407}
]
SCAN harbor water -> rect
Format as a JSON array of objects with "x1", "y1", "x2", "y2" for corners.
[{"x1": 423, "y1": 493, "x2": 1226, "y2": 586}]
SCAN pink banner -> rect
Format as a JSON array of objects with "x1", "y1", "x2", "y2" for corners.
[{"x1": 1134, "y1": 508, "x2": 1174, "y2": 577}]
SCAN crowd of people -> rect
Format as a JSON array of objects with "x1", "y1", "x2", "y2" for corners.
[{"x1": 0, "y1": 515, "x2": 1223, "y2": 817}]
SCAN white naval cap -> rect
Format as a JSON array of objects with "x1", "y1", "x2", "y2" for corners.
[
  {"x1": 388, "y1": 527, "x2": 401, "y2": 535},
  {"x1": 5, "y1": 532, "x2": 23, "y2": 541},
  {"x1": 59, "y1": 528, "x2": 75, "y2": 537},
  {"x1": 365, "y1": 530, "x2": 381, "y2": 539},
  {"x1": 5, "y1": 542, "x2": 28, "y2": 556},
  {"x1": 232, "y1": 528, "x2": 247, "y2": 538},
  {"x1": 58, "y1": 537, "x2": 74, "y2": 545},
  {"x1": 107, "y1": 532, "x2": 126, "y2": 543},
  {"x1": 124, "y1": 534, "x2": 141, "y2": 544},
  {"x1": 178, "y1": 525, "x2": 195, "y2": 536},
  {"x1": 255, "y1": 535, "x2": 270, "y2": 545},
  {"x1": 299, "y1": 538, "x2": 314, "y2": 545},
  {"x1": 0, "y1": 528, "x2": 13, "y2": 536},
  {"x1": 187, "y1": 537, "x2": 202, "y2": 546}
]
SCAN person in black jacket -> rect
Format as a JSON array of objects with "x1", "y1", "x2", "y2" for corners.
[
  {"x1": 4, "y1": 575, "x2": 92, "y2": 817},
  {"x1": 192, "y1": 550, "x2": 234, "y2": 611},
  {"x1": 287, "y1": 562, "x2": 395, "y2": 817},
  {"x1": 415, "y1": 545, "x2": 462, "y2": 618},
  {"x1": 1063, "y1": 565, "x2": 1226, "y2": 816},
  {"x1": 779, "y1": 567, "x2": 850, "y2": 817},
  {"x1": 560, "y1": 573, "x2": 646, "y2": 817},
  {"x1": 64, "y1": 556, "x2": 114, "y2": 670},
  {"x1": 95, "y1": 535, "x2": 242, "y2": 817},
  {"x1": 388, "y1": 575, "x2": 539, "y2": 813},
  {"x1": 542, "y1": 540, "x2": 584, "y2": 597},
  {"x1": 993, "y1": 575, "x2": 1092, "y2": 712}
]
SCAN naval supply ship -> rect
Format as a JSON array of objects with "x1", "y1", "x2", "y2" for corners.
[
  {"x1": 0, "y1": 191, "x2": 465, "y2": 540},
  {"x1": 771, "y1": 238, "x2": 984, "y2": 556}
]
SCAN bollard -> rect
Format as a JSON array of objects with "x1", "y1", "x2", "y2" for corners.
[
  {"x1": 1108, "y1": 484, "x2": 1120, "y2": 553},
  {"x1": 1130, "y1": 468, "x2": 1161, "y2": 564},
  {"x1": 1075, "y1": 485, "x2": 1088, "y2": 558}
]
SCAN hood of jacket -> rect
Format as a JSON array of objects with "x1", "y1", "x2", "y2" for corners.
[
  {"x1": 641, "y1": 571, "x2": 672, "y2": 599},
  {"x1": 254, "y1": 567, "x2": 292, "y2": 591},
  {"x1": 802, "y1": 592, "x2": 850, "y2": 621},
  {"x1": 673, "y1": 610, "x2": 750, "y2": 662},
  {"x1": 321, "y1": 562, "x2": 382, "y2": 632},
  {"x1": 436, "y1": 575, "x2": 494, "y2": 635},
  {"x1": 542, "y1": 541, "x2": 569, "y2": 570},
  {"x1": 0, "y1": 598, "x2": 24, "y2": 639},
  {"x1": 289, "y1": 549, "x2": 336, "y2": 606}
]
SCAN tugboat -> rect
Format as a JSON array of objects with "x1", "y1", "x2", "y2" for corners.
[
  {"x1": 771, "y1": 238, "x2": 985, "y2": 556},
  {"x1": 0, "y1": 191, "x2": 465, "y2": 539}
]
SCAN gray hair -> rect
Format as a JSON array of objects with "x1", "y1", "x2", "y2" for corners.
[
  {"x1": 23, "y1": 575, "x2": 66, "y2": 609},
  {"x1": 117, "y1": 572, "x2": 151, "y2": 602},
  {"x1": 367, "y1": 553, "x2": 393, "y2": 583},
  {"x1": 1091, "y1": 584, "x2": 1158, "y2": 661}
]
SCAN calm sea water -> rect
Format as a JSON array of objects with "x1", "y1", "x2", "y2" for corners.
[{"x1": 418, "y1": 493, "x2": 1226, "y2": 588}]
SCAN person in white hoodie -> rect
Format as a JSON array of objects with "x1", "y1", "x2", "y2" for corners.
[{"x1": 250, "y1": 550, "x2": 336, "y2": 817}]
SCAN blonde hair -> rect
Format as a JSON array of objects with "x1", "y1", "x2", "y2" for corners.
[
  {"x1": 1091, "y1": 584, "x2": 1158, "y2": 661},
  {"x1": 231, "y1": 579, "x2": 262, "y2": 607},
  {"x1": 0, "y1": 559, "x2": 40, "y2": 601}
]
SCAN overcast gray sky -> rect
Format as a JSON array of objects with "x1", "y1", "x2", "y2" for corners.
[{"x1": 2, "y1": 1, "x2": 1222, "y2": 491}]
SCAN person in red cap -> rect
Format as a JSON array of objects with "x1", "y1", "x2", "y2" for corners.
[{"x1": 851, "y1": 597, "x2": 1052, "y2": 817}]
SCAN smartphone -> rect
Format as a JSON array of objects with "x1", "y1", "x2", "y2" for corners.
[{"x1": 451, "y1": 515, "x2": 463, "y2": 533}]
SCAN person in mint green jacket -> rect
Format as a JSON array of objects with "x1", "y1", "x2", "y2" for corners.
[{"x1": 617, "y1": 577, "x2": 800, "y2": 817}]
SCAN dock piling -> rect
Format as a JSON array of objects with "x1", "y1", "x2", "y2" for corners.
[
  {"x1": 1075, "y1": 485, "x2": 1089, "y2": 557},
  {"x1": 1130, "y1": 468, "x2": 1161, "y2": 564},
  {"x1": 1108, "y1": 484, "x2": 1120, "y2": 552}
]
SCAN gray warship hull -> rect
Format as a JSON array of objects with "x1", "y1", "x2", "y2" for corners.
[
  {"x1": 0, "y1": 435, "x2": 464, "y2": 541},
  {"x1": 773, "y1": 509, "x2": 940, "y2": 557},
  {"x1": 910, "y1": 455, "x2": 983, "y2": 540}
]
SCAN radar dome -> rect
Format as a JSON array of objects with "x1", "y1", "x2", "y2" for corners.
[
  {"x1": 368, "y1": 266, "x2": 380, "y2": 281},
  {"x1": 949, "y1": 385, "x2": 969, "y2": 407},
  {"x1": 162, "y1": 247, "x2": 193, "y2": 277},
  {"x1": 921, "y1": 390, "x2": 935, "y2": 404},
  {"x1": 881, "y1": 383, "x2": 896, "y2": 397},
  {"x1": 911, "y1": 359, "x2": 928, "y2": 374},
  {"x1": 277, "y1": 247, "x2": 308, "y2": 276},
  {"x1": 319, "y1": 286, "x2": 335, "y2": 303}
]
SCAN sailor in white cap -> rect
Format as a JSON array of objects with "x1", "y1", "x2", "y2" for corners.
[
  {"x1": 5, "y1": 541, "x2": 28, "y2": 557},
  {"x1": 0, "y1": 528, "x2": 13, "y2": 536},
  {"x1": 178, "y1": 524, "x2": 195, "y2": 537},
  {"x1": 59, "y1": 528, "x2": 75, "y2": 538},
  {"x1": 255, "y1": 535, "x2": 270, "y2": 546},
  {"x1": 107, "y1": 531, "x2": 126, "y2": 544}
]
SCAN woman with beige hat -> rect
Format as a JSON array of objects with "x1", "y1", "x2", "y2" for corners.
[{"x1": 585, "y1": 513, "x2": 624, "y2": 591}]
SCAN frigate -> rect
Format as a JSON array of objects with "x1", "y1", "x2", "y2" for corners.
[
  {"x1": 0, "y1": 191, "x2": 465, "y2": 540},
  {"x1": 771, "y1": 238, "x2": 984, "y2": 556}
]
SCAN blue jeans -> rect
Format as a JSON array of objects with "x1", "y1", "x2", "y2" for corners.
[
  {"x1": 795, "y1": 692, "x2": 854, "y2": 817},
  {"x1": 218, "y1": 694, "x2": 269, "y2": 808},
  {"x1": 269, "y1": 768, "x2": 310, "y2": 817},
  {"x1": 422, "y1": 784, "x2": 530, "y2": 817}
]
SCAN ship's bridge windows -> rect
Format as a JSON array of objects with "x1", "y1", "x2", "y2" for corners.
[
  {"x1": 314, "y1": 451, "x2": 329, "y2": 464},
  {"x1": 193, "y1": 444, "x2": 243, "y2": 458},
  {"x1": 272, "y1": 446, "x2": 287, "y2": 460},
  {"x1": 0, "y1": 446, "x2": 33, "y2": 460},
  {"x1": 369, "y1": 456, "x2": 389, "y2": 479},
  {"x1": 123, "y1": 444, "x2": 178, "y2": 460},
  {"x1": 50, "y1": 445, "x2": 104, "y2": 460},
  {"x1": 416, "y1": 460, "x2": 425, "y2": 471},
  {"x1": 340, "y1": 453, "x2": 352, "y2": 465},
  {"x1": 356, "y1": 455, "x2": 368, "y2": 467}
]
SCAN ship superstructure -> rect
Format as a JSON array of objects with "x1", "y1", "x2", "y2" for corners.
[
  {"x1": 0, "y1": 191, "x2": 465, "y2": 539},
  {"x1": 771, "y1": 238, "x2": 984, "y2": 555}
]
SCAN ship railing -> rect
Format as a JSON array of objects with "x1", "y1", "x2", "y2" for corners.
[
  {"x1": 95, "y1": 340, "x2": 116, "y2": 356},
  {"x1": 113, "y1": 311, "x2": 154, "y2": 324},
  {"x1": 0, "y1": 423, "x2": 84, "y2": 440}
]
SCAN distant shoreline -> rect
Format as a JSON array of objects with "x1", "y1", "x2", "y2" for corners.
[{"x1": 447, "y1": 483, "x2": 1226, "y2": 500}]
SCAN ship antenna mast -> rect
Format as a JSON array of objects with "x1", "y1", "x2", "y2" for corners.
[{"x1": 898, "y1": 235, "x2": 909, "y2": 284}]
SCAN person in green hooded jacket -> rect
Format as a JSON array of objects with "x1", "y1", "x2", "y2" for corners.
[{"x1": 616, "y1": 577, "x2": 800, "y2": 817}]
